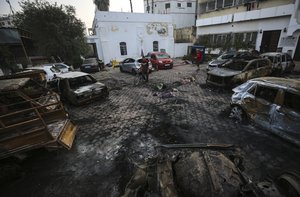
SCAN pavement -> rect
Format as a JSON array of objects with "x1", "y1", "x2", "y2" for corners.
[{"x1": 1, "y1": 63, "x2": 300, "y2": 197}]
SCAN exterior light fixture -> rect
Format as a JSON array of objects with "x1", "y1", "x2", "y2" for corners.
[{"x1": 283, "y1": 27, "x2": 287, "y2": 33}]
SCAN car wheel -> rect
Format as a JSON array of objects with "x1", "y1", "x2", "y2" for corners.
[{"x1": 229, "y1": 106, "x2": 247, "y2": 123}]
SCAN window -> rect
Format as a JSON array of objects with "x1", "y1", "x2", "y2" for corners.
[
  {"x1": 246, "y1": 62, "x2": 257, "y2": 70},
  {"x1": 283, "y1": 92, "x2": 300, "y2": 113},
  {"x1": 255, "y1": 86, "x2": 278, "y2": 103},
  {"x1": 187, "y1": 2, "x2": 192, "y2": 7},
  {"x1": 177, "y1": 3, "x2": 181, "y2": 7},
  {"x1": 119, "y1": 42, "x2": 127, "y2": 56},
  {"x1": 258, "y1": 60, "x2": 268, "y2": 68},
  {"x1": 153, "y1": 41, "x2": 159, "y2": 52},
  {"x1": 287, "y1": 54, "x2": 292, "y2": 61},
  {"x1": 165, "y1": 3, "x2": 170, "y2": 9},
  {"x1": 224, "y1": 0, "x2": 234, "y2": 7},
  {"x1": 282, "y1": 55, "x2": 286, "y2": 62},
  {"x1": 207, "y1": 0, "x2": 216, "y2": 11}
]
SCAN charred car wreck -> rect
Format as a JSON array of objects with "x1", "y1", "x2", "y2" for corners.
[
  {"x1": 54, "y1": 71, "x2": 109, "y2": 105},
  {"x1": 230, "y1": 77, "x2": 300, "y2": 147},
  {"x1": 206, "y1": 58, "x2": 272, "y2": 87},
  {"x1": 0, "y1": 78, "x2": 77, "y2": 159},
  {"x1": 122, "y1": 144, "x2": 300, "y2": 197}
]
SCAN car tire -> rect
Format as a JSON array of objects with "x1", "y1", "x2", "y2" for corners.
[{"x1": 229, "y1": 106, "x2": 247, "y2": 123}]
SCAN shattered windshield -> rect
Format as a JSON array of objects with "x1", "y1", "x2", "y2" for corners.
[
  {"x1": 69, "y1": 75, "x2": 96, "y2": 89},
  {"x1": 217, "y1": 53, "x2": 235, "y2": 60}
]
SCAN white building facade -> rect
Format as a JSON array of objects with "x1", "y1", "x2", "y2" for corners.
[
  {"x1": 196, "y1": 0, "x2": 300, "y2": 60},
  {"x1": 87, "y1": 11, "x2": 174, "y2": 64},
  {"x1": 0, "y1": 15, "x2": 14, "y2": 28},
  {"x1": 144, "y1": 0, "x2": 197, "y2": 28}
]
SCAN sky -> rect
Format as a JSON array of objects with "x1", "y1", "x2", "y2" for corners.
[{"x1": 0, "y1": 0, "x2": 145, "y2": 29}]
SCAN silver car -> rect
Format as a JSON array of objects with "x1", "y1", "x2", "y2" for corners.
[
  {"x1": 230, "y1": 77, "x2": 300, "y2": 146},
  {"x1": 119, "y1": 57, "x2": 153, "y2": 74}
]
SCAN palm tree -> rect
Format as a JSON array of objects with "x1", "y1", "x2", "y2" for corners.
[
  {"x1": 94, "y1": 0, "x2": 109, "y2": 11},
  {"x1": 130, "y1": 0, "x2": 133, "y2": 13}
]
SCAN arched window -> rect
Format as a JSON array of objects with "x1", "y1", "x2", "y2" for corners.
[
  {"x1": 153, "y1": 41, "x2": 159, "y2": 52},
  {"x1": 120, "y1": 42, "x2": 127, "y2": 55}
]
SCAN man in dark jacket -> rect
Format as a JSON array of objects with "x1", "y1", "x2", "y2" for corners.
[{"x1": 141, "y1": 58, "x2": 149, "y2": 82}]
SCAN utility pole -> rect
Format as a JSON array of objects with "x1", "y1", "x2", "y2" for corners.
[{"x1": 6, "y1": 0, "x2": 15, "y2": 15}]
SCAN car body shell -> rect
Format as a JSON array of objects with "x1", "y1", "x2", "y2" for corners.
[
  {"x1": 55, "y1": 71, "x2": 108, "y2": 105},
  {"x1": 231, "y1": 77, "x2": 300, "y2": 146},
  {"x1": 80, "y1": 58, "x2": 100, "y2": 73},
  {"x1": 206, "y1": 58, "x2": 272, "y2": 87},
  {"x1": 145, "y1": 52, "x2": 173, "y2": 70},
  {"x1": 119, "y1": 57, "x2": 153, "y2": 74},
  {"x1": 26, "y1": 65, "x2": 61, "y2": 81},
  {"x1": 260, "y1": 52, "x2": 295, "y2": 73},
  {"x1": 207, "y1": 51, "x2": 259, "y2": 71}
]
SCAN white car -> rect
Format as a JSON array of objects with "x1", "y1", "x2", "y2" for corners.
[
  {"x1": 41, "y1": 63, "x2": 71, "y2": 73},
  {"x1": 26, "y1": 65, "x2": 61, "y2": 81}
]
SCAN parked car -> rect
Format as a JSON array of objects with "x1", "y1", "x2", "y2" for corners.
[
  {"x1": 53, "y1": 63, "x2": 72, "y2": 73},
  {"x1": 145, "y1": 52, "x2": 173, "y2": 70},
  {"x1": 26, "y1": 65, "x2": 61, "y2": 81},
  {"x1": 54, "y1": 71, "x2": 108, "y2": 105},
  {"x1": 207, "y1": 51, "x2": 259, "y2": 71},
  {"x1": 0, "y1": 78, "x2": 77, "y2": 159},
  {"x1": 260, "y1": 52, "x2": 295, "y2": 74},
  {"x1": 206, "y1": 58, "x2": 272, "y2": 87},
  {"x1": 119, "y1": 57, "x2": 153, "y2": 74},
  {"x1": 80, "y1": 58, "x2": 101, "y2": 73},
  {"x1": 230, "y1": 77, "x2": 300, "y2": 146}
]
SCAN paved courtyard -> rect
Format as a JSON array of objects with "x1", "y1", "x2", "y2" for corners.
[{"x1": 1, "y1": 63, "x2": 300, "y2": 196}]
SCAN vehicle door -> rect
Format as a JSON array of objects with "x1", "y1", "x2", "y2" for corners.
[
  {"x1": 270, "y1": 90, "x2": 300, "y2": 141},
  {"x1": 122, "y1": 58, "x2": 130, "y2": 72},
  {"x1": 281, "y1": 54, "x2": 287, "y2": 71},
  {"x1": 252, "y1": 85, "x2": 279, "y2": 129}
]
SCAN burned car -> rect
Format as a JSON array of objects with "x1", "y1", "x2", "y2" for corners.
[
  {"x1": 260, "y1": 52, "x2": 295, "y2": 74},
  {"x1": 230, "y1": 77, "x2": 300, "y2": 146},
  {"x1": 0, "y1": 78, "x2": 77, "y2": 159},
  {"x1": 55, "y1": 71, "x2": 108, "y2": 105},
  {"x1": 206, "y1": 58, "x2": 272, "y2": 87},
  {"x1": 123, "y1": 144, "x2": 300, "y2": 197},
  {"x1": 207, "y1": 51, "x2": 259, "y2": 71}
]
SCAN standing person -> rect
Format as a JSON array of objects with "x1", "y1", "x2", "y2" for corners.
[
  {"x1": 195, "y1": 49, "x2": 203, "y2": 70},
  {"x1": 141, "y1": 57, "x2": 149, "y2": 82}
]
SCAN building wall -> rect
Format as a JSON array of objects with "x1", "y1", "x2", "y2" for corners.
[
  {"x1": 144, "y1": 0, "x2": 196, "y2": 28},
  {"x1": 174, "y1": 26, "x2": 195, "y2": 43},
  {"x1": 89, "y1": 11, "x2": 174, "y2": 64},
  {"x1": 174, "y1": 43, "x2": 193, "y2": 57},
  {"x1": 196, "y1": 0, "x2": 300, "y2": 58}
]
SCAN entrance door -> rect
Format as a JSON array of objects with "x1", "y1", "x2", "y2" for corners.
[
  {"x1": 293, "y1": 37, "x2": 300, "y2": 61},
  {"x1": 260, "y1": 30, "x2": 281, "y2": 53}
]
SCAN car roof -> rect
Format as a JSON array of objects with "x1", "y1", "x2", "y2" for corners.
[
  {"x1": 250, "y1": 77, "x2": 300, "y2": 93},
  {"x1": 56, "y1": 71, "x2": 89, "y2": 79},
  {"x1": 0, "y1": 78, "x2": 31, "y2": 91}
]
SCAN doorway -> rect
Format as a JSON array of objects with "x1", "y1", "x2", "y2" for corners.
[{"x1": 260, "y1": 30, "x2": 281, "y2": 53}]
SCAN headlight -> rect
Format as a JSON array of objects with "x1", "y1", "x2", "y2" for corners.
[{"x1": 158, "y1": 60, "x2": 163, "y2": 64}]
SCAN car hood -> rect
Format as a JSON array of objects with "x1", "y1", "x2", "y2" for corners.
[
  {"x1": 208, "y1": 68, "x2": 242, "y2": 77},
  {"x1": 73, "y1": 82, "x2": 106, "y2": 95}
]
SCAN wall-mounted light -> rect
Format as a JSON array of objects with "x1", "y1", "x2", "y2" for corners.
[
  {"x1": 259, "y1": 29, "x2": 262, "y2": 34},
  {"x1": 283, "y1": 27, "x2": 287, "y2": 33}
]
